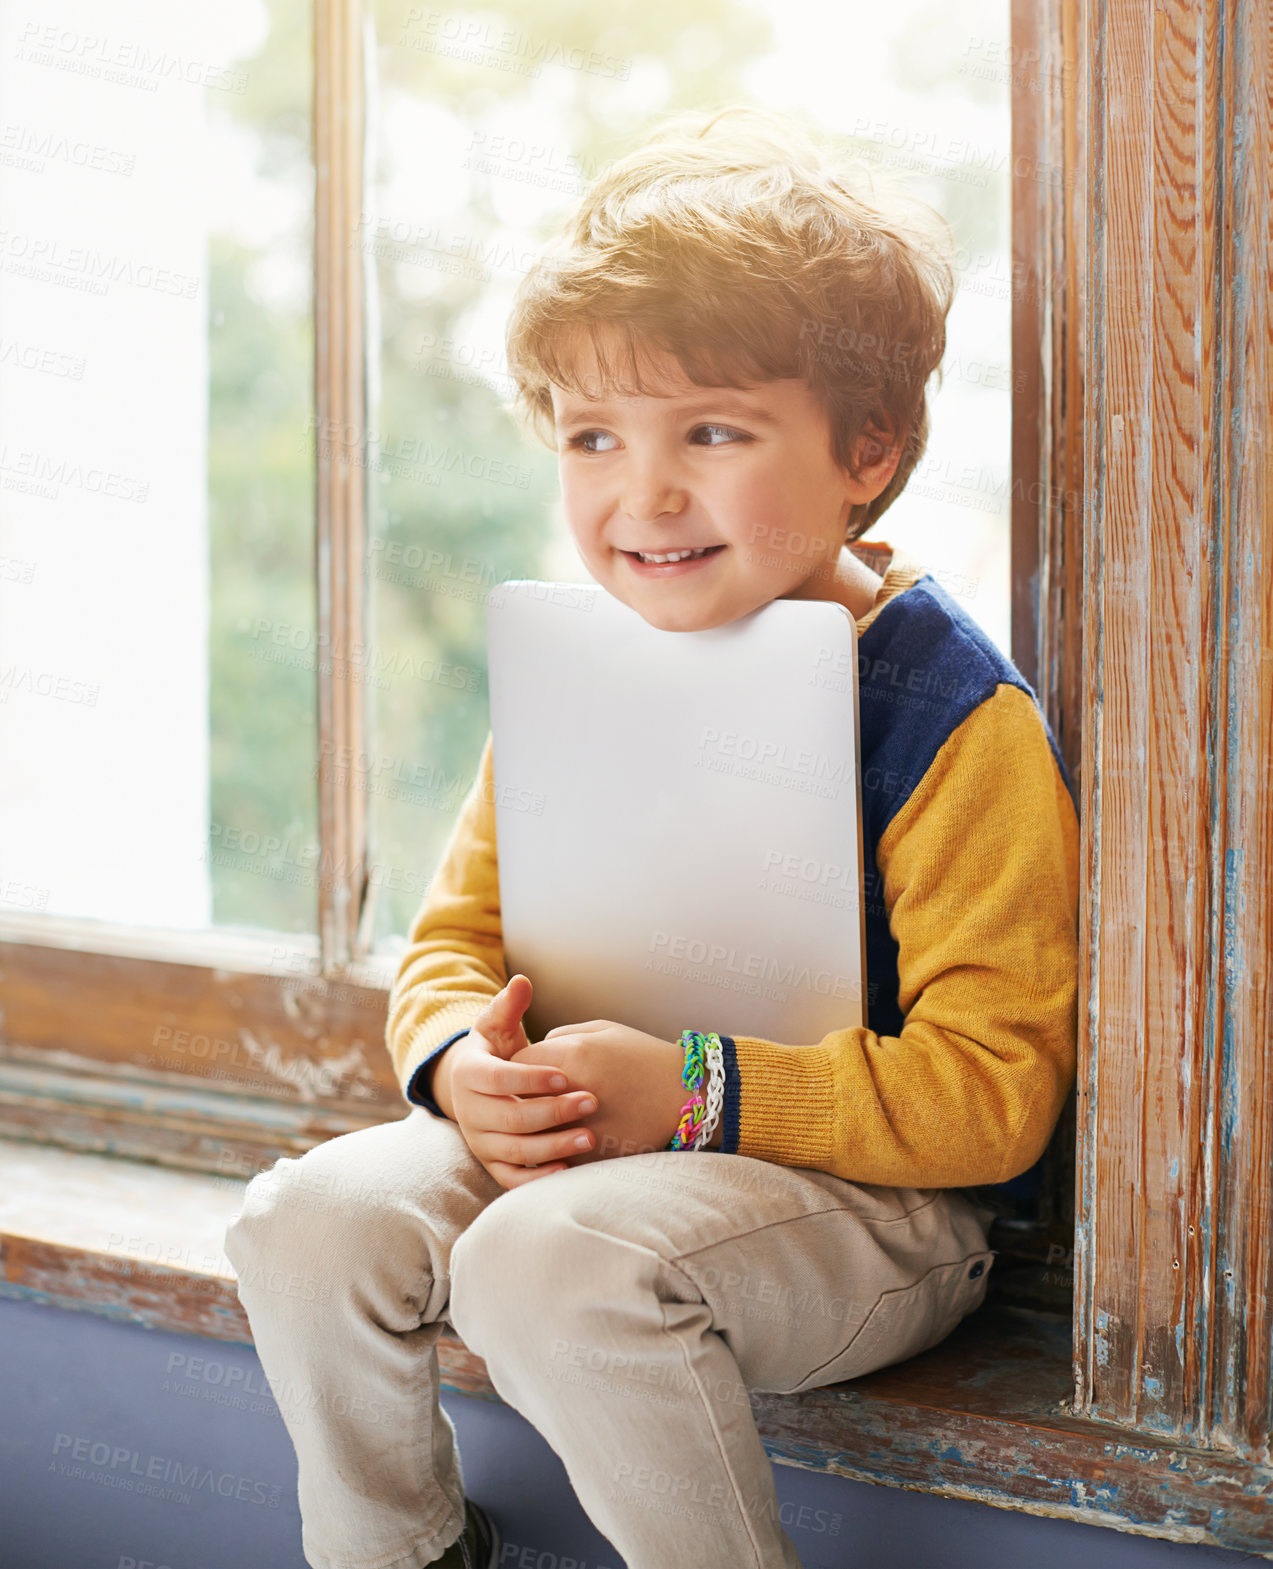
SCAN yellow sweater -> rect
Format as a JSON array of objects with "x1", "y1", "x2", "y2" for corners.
[{"x1": 385, "y1": 544, "x2": 1080, "y2": 1197}]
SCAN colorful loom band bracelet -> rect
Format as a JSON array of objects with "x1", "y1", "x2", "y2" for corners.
[
  {"x1": 667, "y1": 1029, "x2": 724, "y2": 1150},
  {"x1": 697, "y1": 1038, "x2": 725, "y2": 1149}
]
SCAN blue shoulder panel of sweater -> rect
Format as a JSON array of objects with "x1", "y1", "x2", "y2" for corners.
[
  {"x1": 719, "y1": 578, "x2": 1074, "y2": 1202},
  {"x1": 855, "y1": 573, "x2": 1072, "y2": 1207}
]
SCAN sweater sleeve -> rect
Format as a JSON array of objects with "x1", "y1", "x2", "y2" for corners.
[
  {"x1": 385, "y1": 730, "x2": 506, "y2": 1110},
  {"x1": 719, "y1": 683, "x2": 1080, "y2": 1187}
]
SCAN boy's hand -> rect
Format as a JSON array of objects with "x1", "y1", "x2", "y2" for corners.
[
  {"x1": 440, "y1": 975, "x2": 601, "y2": 1189},
  {"x1": 511, "y1": 1020, "x2": 693, "y2": 1165}
]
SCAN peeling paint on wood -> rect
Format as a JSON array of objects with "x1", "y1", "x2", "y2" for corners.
[
  {"x1": 2, "y1": 1138, "x2": 1270, "y2": 1558},
  {"x1": 0, "y1": 1053, "x2": 401, "y2": 1180},
  {"x1": 0, "y1": 933, "x2": 401, "y2": 1118},
  {"x1": 1075, "y1": 0, "x2": 1273, "y2": 1461}
]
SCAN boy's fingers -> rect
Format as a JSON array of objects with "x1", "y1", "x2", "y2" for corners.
[
  {"x1": 473, "y1": 980, "x2": 533, "y2": 1059},
  {"x1": 469, "y1": 1121, "x2": 594, "y2": 1170},
  {"x1": 502, "y1": 1128, "x2": 592, "y2": 1169},
  {"x1": 484, "y1": 974, "x2": 529, "y2": 1013},
  {"x1": 485, "y1": 1091, "x2": 594, "y2": 1137},
  {"x1": 469, "y1": 1057, "x2": 569, "y2": 1097},
  {"x1": 462, "y1": 1095, "x2": 594, "y2": 1153},
  {"x1": 474, "y1": 994, "x2": 509, "y2": 1029},
  {"x1": 488, "y1": 1159, "x2": 568, "y2": 1189},
  {"x1": 469, "y1": 1015, "x2": 525, "y2": 1062}
]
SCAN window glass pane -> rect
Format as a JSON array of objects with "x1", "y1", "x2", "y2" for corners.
[
  {"x1": 365, "y1": 0, "x2": 1010, "y2": 948},
  {"x1": 0, "y1": 0, "x2": 317, "y2": 933}
]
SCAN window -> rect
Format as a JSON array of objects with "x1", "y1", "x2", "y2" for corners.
[
  {"x1": 4, "y1": 0, "x2": 1270, "y2": 1467},
  {"x1": 0, "y1": 1, "x2": 318, "y2": 936},
  {"x1": 1, "y1": 0, "x2": 1061, "y2": 1265},
  {"x1": 0, "y1": 1, "x2": 393, "y2": 1172},
  {"x1": 0, "y1": 0, "x2": 1031, "y2": 1168}
]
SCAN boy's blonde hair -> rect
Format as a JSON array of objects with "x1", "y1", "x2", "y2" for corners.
[{"x1": 505, "y1": 104, "x2": 957, "y2": 540}]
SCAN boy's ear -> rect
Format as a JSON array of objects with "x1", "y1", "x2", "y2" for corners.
[
  {"x1": 856, "y1": 415, "x2": 899, "y2": 469},
  {"x1": 851, "y1": 416, "x2": 904, "y2": 495}
]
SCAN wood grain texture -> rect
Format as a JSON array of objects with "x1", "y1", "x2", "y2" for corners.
[
  {"x1": 314, "y1": 0, "x2": 371, "y2": 972},
  {"x1": 8, "y1": 1237, "x2": 1271, "y2": 1557},
  {"x1": 1076, "y1": 0, "x2": 1273, "y2": 1457},
  {"x1": 0, "y1": 934, "x2": 399, "y2": 1102},
  {"x1": 1011, "y1": 0, "x2": 1047, "y2": 701},
  {"x1": 1012, "y1": 0, "x2": 1086, "y2": 796},
  {"x1": 3, "y1": 1140, "x2": 1270, "y2": 1554},
  {"x1": 0, "y1": 930, "x2": 404, "y2": 1172},
  {"x1": 1211, "y1": 0, "x2": 1273, "y2": 1457},
  {"x1": 1010, "y1": 0, "x2": 1088, "y2": 1273},
  {"x1": 0, "y1": 1056, "x2": 398, "y2": 1178}
]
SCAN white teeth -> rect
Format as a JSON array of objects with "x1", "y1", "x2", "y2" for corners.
[{"x1": 635, "y1": 547, "x2": 712, "y2": 563}]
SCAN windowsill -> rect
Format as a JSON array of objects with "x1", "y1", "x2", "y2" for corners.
[
  {"x1": 0, "y1": 909, "x2": 400, "y2": 987},
  {"x1": 2, "y1": 1136, "x2": 1270, "y2": 1559}
]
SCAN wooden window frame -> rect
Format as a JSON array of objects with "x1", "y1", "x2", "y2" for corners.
[
  {"x1": 1068, "y1": 0, "x2": 1271, "y2": 1458},
  {"x1": 0, "y1": 0, "x2": 400, "y2": 1177},
  {"x1": 1006, "y1": 0, "x2": 1086, "y2": 1313},
  {"x1": 1013, "y1": 0, "x2": 1273, "y2": 1462},
  {"x1": 2, "y1": 0, "x2": 1269, "y2": 1463}
]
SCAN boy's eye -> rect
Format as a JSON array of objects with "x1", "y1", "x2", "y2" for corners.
[
  {"x1": 691, "y1": 423, "x2": 748, "y2": 445},
  {"x1": 566, "y1": 429, "x2": 618, "y2": 454},
  {"x1": 564, "y1": 423, "x2": 750, "y2": 453}
]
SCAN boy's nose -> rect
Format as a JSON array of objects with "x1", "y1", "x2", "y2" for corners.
[{"x1": 620, "y1": 479, "x2": 689, "y2": 524}]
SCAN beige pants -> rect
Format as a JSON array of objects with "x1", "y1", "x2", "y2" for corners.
[{"x1": 223, "y1": 1107, "x2": 996, "y2": 1569}]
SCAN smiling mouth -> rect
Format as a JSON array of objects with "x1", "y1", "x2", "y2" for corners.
[{"x1": 622, "y1": 545, "x2": 727, "y2": 564}]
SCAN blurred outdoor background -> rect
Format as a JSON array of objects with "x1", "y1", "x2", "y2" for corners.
[{"x1": 0, "y1": 0, "x2": 1012, "y2": 949}]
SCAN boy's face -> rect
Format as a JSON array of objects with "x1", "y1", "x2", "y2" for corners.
[{"x1": 550, "y1": 329, "x2": 900, "y2": 632}]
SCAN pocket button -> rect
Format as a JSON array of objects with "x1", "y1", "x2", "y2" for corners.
[{"x1": 968, "y1": 1260, "x2": 985, "y2": 1279}]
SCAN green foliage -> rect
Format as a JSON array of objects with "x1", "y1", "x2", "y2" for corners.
[
  {"x1": 208, "y1": 229, "x2": 317, "y2": 934},
  {"x1": 206, "y1": 0, "x2": 1004, "y2": 944}
]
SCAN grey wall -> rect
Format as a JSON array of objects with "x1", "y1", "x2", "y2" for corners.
[{"x1": 0, "y1": 1296, "x2": 1262, "y2": 1569}]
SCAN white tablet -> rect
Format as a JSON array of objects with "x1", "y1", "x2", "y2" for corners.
[{"x1": 485, "y1": 580, "x2": 866, "y2": 1047}]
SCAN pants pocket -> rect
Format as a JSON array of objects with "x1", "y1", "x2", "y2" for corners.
[{"x1": 784, "y1": 1245, "x2": 996, "y2": 1393}]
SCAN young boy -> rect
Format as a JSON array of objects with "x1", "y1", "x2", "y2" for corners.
[{"x1": 225, "y1": 105, "x2": 1078, "y2": 1569}]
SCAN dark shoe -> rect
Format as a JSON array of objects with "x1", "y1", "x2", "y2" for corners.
[{"x1": 430, "y1": 1497, "x2": 500, "y2": 1568}]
